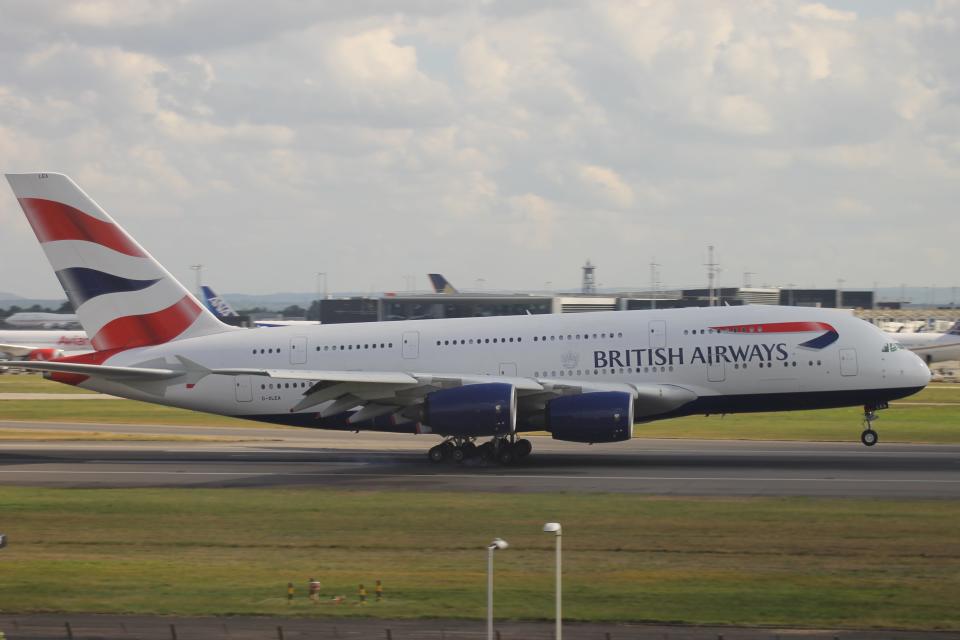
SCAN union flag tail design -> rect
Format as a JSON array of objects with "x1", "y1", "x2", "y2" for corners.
[{"x1": 5, "y1": 173, "x2": 234, "y2": 352}]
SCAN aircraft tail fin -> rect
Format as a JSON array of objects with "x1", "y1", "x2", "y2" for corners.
[
  {"x1": 5, "y1": 173, "x2": 236, "y2": 352},
  {"x1": 428, "y1": 273, "x2": 458, "y2": 294},
  {"x1": 947, "y1": 321, "x2": 960, "y2": 335},
  {"x1": 201, "y1": 285, "x2": 240, "y2": 319}
]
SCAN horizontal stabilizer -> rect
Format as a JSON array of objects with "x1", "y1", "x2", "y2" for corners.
[{"x1": 0, "y1": 360, "x2": 183, "y2": 380}]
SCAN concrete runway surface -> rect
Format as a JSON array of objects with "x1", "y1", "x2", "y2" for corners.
[
  {"x1": 1, "y1": 420, "x2": 959, "y2": 497},
  {"x1": 2, "y1": 613, "x2": 959, "y2": 640}
]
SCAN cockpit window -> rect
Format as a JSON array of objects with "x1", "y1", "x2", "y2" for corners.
[{"x1": 881, "y1": 342, "x2": 903, "y2": 353}]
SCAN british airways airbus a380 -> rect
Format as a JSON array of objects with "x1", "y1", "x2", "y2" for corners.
[{"x1": 1, "y1": 173, "x2": 930, "y2": 462}]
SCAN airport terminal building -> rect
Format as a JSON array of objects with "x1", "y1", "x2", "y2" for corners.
[{"x1": 316, "y1": 287, "x2": 876, "y2": 324}]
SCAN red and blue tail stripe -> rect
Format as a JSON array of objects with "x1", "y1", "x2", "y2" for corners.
[
  {"x1": 55, "y1": 267, "x2": 161, "y2": 309},
  {"x1": 90, "y1": 296, "x2": 203, "y2": 351},
  {"x1": 710, "y1": 321, "x2": 839, "y2": 349},
  {"x1": 7, "y1": 173, "x2": 231, "y2": 359},
  {"x1": 19, "y1": 197, "x2": 146, "y2": 257}
]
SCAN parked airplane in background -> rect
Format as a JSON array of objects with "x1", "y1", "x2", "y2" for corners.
[
  {"x1": 885, "y1": 322, "x2": 960, "y2": 365},
  {"x1": 201, "y1": 285, "x2": 320, "y2": 328},
  {"x1": 428, "y1": 274, "x2": 459, "y2": 294},
  {"x1": 0, "y1": 329, "x2": 90, "y2": 361},
  {"x1": 1, "y1": 173, "x2": 930, "y2": 463},
  {"x1": 5, "y1": 311, "x2": 79, "y2": 329},
  {"x1": 200, "y1": 286, "x2": 240, "y2": 320}
]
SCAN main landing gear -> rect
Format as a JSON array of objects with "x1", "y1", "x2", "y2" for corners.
[
  {"x1": 427, "y1": 436, "x2": 533, "y2": 465},
  {"x1": 860, "y1": 402, "x2": 887, "y2": 447}
]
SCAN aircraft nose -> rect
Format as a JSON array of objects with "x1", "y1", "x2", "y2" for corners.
[{"x1": 904, "y1": 350, "x2": 932, "y2": 389}]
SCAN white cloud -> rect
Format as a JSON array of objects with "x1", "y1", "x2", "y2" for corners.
[
  {"x1": 796, "y1": 3, "x2": 857, "y2": 23},
  {"x1": 508, "y1": 193, "x2": 558, "y2": 250},
  {"x1": 0, "y1": 0, "x2": 958, "y2": 297},
  {"x1": 578, "y1": 164, "x2": 634, "y2": 208}
]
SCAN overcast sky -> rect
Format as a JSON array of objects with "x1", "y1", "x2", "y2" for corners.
[{"x1": 1, "y1": 0, "x2": 958, "y2": 298}]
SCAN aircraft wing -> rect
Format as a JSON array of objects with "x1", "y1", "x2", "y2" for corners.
[
  {"x1": 0, "y1": 358, "x2": 697, "y2": 423},
  {"x1": 211, "y1": 368, "x2": 419, "y2": 385},
  {"x1": 210, "y1": 367, "x2": 696, "y2": 421}
]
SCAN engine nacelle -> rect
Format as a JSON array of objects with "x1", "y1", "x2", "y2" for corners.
[
  {"x1": 423, "y1": 383, "x2": 516, "y2": 437},
  {"x1": 27, "y1": 348, "x2": 64, "y2": 361},
  {"x1": 547, "y1": 391, "x2": 634, "y2": 443}
]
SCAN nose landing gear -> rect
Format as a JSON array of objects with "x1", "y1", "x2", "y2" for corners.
[{"x1": 860, "y1": 402, "x2": 887, "y2": 447}]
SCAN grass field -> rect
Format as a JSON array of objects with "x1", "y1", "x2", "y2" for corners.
[
  {"x1": 0, "y1": 429, "x2": 259, "y2": 442},
  {"x1": 0, "y1": 375, "x2": 94, "y2": 394},
  {"x1": 0, "y1": 487, "x2": 957, "y2": 629},
  {"x1": 0, "y1": 399, "x2": 255, "y2": 427}
]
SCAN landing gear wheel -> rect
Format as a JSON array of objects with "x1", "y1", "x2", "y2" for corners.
[
  {"x1": 860, "y1": 404, "x2": 883, "y2": 448},
  {"x1": 514, "y1": 439, "x2": 532, "y2": 458},
  {"x1": 497, "y1": 444, "x2": 516, "y2": 465},
  {"x1": 477, "y1": 441, "x2": 495, "y2": 460},
  {"x1": 461, "y1": 442, "x2": 477, "y2": 457},
  {"x1": 428, "y1": 444, "x2": 448, "y2": 463},
  {"x1": 451, "y1": 447, "x2": 466, "y2": 463}
]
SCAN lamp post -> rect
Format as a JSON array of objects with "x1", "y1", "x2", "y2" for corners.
[
  {"x1": 487, "y1": 538, "x2": 508, "y2": 640},
  {"x1": 543, "y1": 523, "x2": 562, "y2": 640},
  {"x1": 317, "y1": 272, "x2": 328, "y2": 300},
  {"x1": 190, "y1": 264, "x2": 203, "y2": 298}
]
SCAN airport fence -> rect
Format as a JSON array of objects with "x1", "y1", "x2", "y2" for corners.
[
  {"x1": 0, "y1": 617, "x2": 942, "y2": 640},
  {"x1": 0, "y1": 617, "x2": 628, "y2": 640}
]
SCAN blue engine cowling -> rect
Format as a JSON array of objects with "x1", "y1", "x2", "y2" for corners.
[
  {"x1": 423, "y1": 383, "x2": 516, "y2": 437},
  {"x1": 547, "y1": 391, "x2": 634, "y2": 443}
]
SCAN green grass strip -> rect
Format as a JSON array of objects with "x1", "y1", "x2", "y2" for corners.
[{"x1": 0, "y1": 488, "x2": 957, "y2": 629}]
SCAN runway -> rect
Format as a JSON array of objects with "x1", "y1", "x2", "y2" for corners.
[{"x1": 1, "y1": 420, "x2": 959, "y2": 497}]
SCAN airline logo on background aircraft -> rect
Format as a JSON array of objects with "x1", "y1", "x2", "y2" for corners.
[
  {"x1": 428, "y1": 274, "x2": 459, "y2": 294},
  {"x1": 201, "y1": 286, "x2": 239, "y2": 318}
]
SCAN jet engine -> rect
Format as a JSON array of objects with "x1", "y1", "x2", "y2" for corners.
[
  {"x1": 422, "y1": 382, "x2": 516, "y2": 437},
  {"x1": 546, "y1": 391, "x2": 634, "y2": 443}
]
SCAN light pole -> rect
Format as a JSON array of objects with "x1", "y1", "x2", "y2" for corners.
[
  {"x1": 317, "y1": 272, "x2": 328, "y2": 300},
  {"x1": 543, "y1": 523, "x2": 562, "y2": 640},
  {"x1": 190, "y1": 264, "x2": 203, "y2": 298},
  {"x1": 487, "y1": 538, "x2": 508, "y2": 640}
]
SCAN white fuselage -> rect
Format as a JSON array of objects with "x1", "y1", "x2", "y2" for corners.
[
  {"x1": 0, "y1": 330, "x2": 90, "y2": 352},
  {"x1": 5, "y1": 312, "x2": 79, "y2": 328},
  {"x1": 74, "y1": 305, "x2": 929, "y2": 430}
]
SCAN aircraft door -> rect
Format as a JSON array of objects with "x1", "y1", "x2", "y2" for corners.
[
  {"x1": 839, "y1": 348, "x2": 858, "y2": 376},
  {"x1": 402, "y1": 331, "x2": 420, "y2": 359},
  {"x1": 499, "y1": 362, "x2": 517, "y2": 376},
  {"x1": 649, "y1": 320, "x2": 666, "y2": 348},
  {"x1": 234, "y1": 375, "x2": 253, "y2": 402},
  {"x1": 289, "y1": 336, "x2": 307, "y2": 365}
]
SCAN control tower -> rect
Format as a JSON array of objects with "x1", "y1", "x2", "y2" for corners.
[{"x1": 582, "y1": 260, "x2": 596, "y2": 294}]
